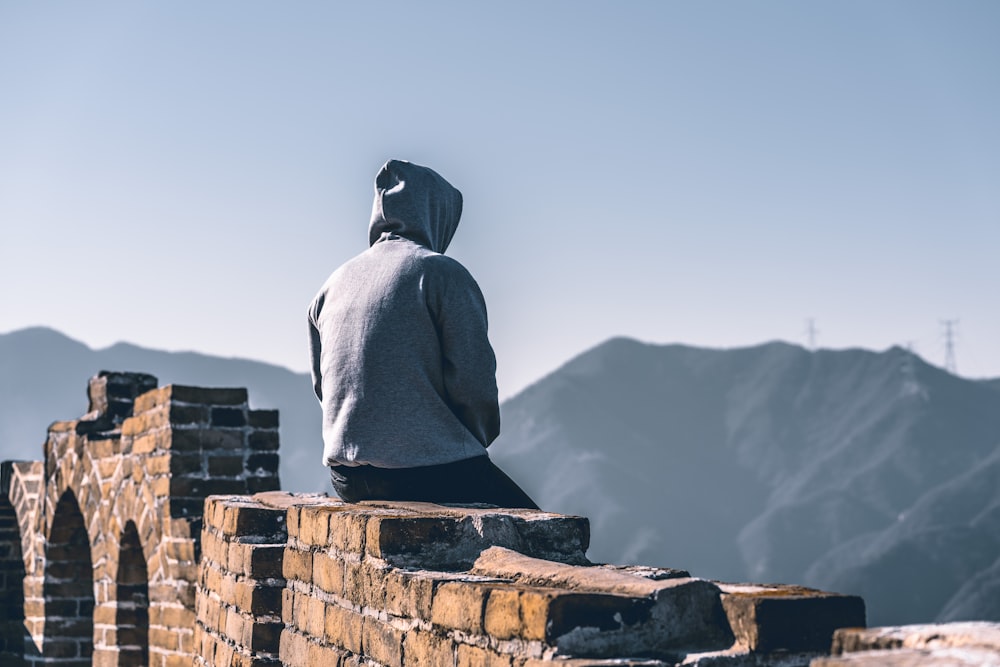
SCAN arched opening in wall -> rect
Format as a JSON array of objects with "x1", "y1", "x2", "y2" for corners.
[
  {"x1": 115, "y1": 521, "x2": 148, "y2": 666},
  {"x1": 0, "y1": 497, "x2": 26, "y2": 664},
  {"x1": 43, "y1": 490, "x2": 94, "y2": 666}
]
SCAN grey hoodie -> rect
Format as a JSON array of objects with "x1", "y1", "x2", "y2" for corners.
[{"x1": 308, "y1": 160, "x2": 500, "y2": 468}]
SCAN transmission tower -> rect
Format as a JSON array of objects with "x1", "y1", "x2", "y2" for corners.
[
  {"x1": 941, "y1": 319, "x2": 959, "y2": 374},
  {"x1": 805, "y1": 318, "x2": 818, "y2": 350}
]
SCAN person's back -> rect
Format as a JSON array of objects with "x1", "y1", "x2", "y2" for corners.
[{"x1": 308, "y1": 159, "x2": 536, "y2": 508}]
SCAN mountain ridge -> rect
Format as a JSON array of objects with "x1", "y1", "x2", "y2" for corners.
[
  {"x1": 489, "y1": 336, "x2": 1000, "y2": 626},
  {"x1": 0, "y1": 326, "x2": 323, "y2": 491}
]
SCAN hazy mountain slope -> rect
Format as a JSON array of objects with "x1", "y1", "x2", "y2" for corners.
[
  {"x1": 0, "y1": 327, "x2": 324, "y2": 492},
  {"x1": 490, "y1": 337, "x2": 1000, "y2": 626},
  {"x1": 937, "y1": 554, "x2": 1000, "y2": 623},
  {"x1": 805, "y1": 444, "x2": 1000, "y2": 625},
  {"x1": 491, "y1": 338, "x2": 771, "y2": 580}
]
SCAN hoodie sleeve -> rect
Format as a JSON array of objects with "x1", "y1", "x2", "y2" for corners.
[
  {"x1": 427, "y1": 257, "x2": 501, "y2": 447},
  {"x1": 307, "y1": 297, "x2": 324, "y2": 402}
]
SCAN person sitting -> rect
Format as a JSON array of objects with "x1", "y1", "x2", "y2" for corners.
[{"x1": 307, "y1": 159, "x2": 538, "y2": 509}]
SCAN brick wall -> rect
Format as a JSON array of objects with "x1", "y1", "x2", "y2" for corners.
[
  {"x1": 2, "y1": 372, "x2": 280, "y2": 666},
  {"x1": 0, "y1": 470, "x2": 27, "y2": 664},
  {"x1": 192, "y1": 493, "x2": 866, "y2": 667}
]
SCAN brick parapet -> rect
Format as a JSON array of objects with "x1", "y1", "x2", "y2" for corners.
[
  {"x1": 190, "y1": 493, "x2": 869, "y2": 667},
  {"x1": 193, "y1": 495, "x2": 289, "y2": 667},
  {"x1": 2, "y1": 372, "x2": 281, "y2": 666}
]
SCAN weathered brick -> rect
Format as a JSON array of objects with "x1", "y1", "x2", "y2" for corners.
[
  {"x1": 243, "y1": 544, "x2": 284, "y2": 579},
  {"x1": 218, "y1": 502, "x2": 285, "y2": 539},
  {"x1": 278, "y1": 629, "x2": 309, "y2": 667},
  {"x1": 132, "y1": 433, "x2": 159, "y2": 454},
  {"x1": 169, "y1": 403, "x2": 210, "y2": 425},
  {"x1": 145, "y1": 454, "x2": 171, "y2": 475},
  {"x1": 168, "y1": 385, "x2": 248, "y2": 406},
  {"x1": 166, "y1": 647, "x2": 196, "y2": 667},
  {"x1": 212, "y1": 407, "x2": 247, "y2": 427},
  {"x1": 169, "y1": 452, "x2": 205, "y2": 475},
  {"x1": 404, "y1": 629, "x2": 456, "y2": 667},
  {"x1": 248, "y1": 409, "x2": 279, "y2": 429},
  {"x1": 361, "y1": 617, "x2": 404, "y2": 667},
  {"x1": 292, "y1": 591, "x2": 317, "y2": 639},
  {"x1": 121, "y1": 407, "x2": 170, "y2": 435},
  {"x1": 158, "y1": 604, "x2": 196, "y2": 629},
  {"x1": 456, "y1": 643, "x2": 515, "y2": 667},
  {"x1": 133, "y1": 385, "x2": 171, "y2": 414},
  {"x1": 324, "y1": 603, "x2": 363, "y2": 653},
  {"x1": 250, "y1": 620, "x2": 283, "y2": 652},
  {"x1": 165, "y1": 538, "x2": 196, "y2": 561},
  {"x1": 306, "y1": 640, "x2": 345, "y2": 666},
  {"x1": 170, "y1": 428, "x2": 245, "y2": 452},
  {"x1": 282, "y1": 547, "x2": 313, "y2": 582},
  {"x1": 150, "y1": 625, "x2": 181, "y2": 650},
  {"x1": 285, "y1": 506, "x2": 302, "y2": 539},
  {"x1": 225, "y1": 606, "x2": 248, "y2": 644},
  {"x1": 304, "y1": 594, "x2": 327, "y2": 638},
  {"x1": 281, "y1": 588, "x2": 295, "y2": 626},
  {"x1": 238, "y1": 580, "x2": 283, "y2": 617},
  {"x1": 313, "y1": 552, "x2": 344, "y2": 596},
  {"x1": 249, "y1": 431, "x2": 280, "y2": 451},
  {"x1": 208, "y1": 454, "x2": 246, "y2": 477},
  {"x1": 343, "y1": 559, "x2": 389, "y2": 609},
  {"x1": 431, "y1": 581, "x2": 491, "y2": 633},
  {"x1": 299, "y1": 509, "x2": 331, "y2": 546},
  {"x1": 484, "y1": 587, "x2": 522, "y2": 639},
  {"x1": 247, "y1": 453, "x2": 280, "y2": 475},
  {"x1": 328, "y1": 510, "x2": 367, "y2": 555},
  {"x1": 721, "y1": 585, "x2": 866, "y2": 653}
]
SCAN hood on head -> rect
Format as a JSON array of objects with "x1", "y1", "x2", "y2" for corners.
[{"x1": 368, "y1": 159, "x2": 464, "y2": 253}]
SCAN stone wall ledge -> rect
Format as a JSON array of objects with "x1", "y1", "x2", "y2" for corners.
[
  {"x1": 281, "y1": 496, "x2": 591, "y2": 570},
  {"x1": 814, "y1": 622, "x2": 1000, "y2": 666},
  {"x1": 193, "y1": 493, "x2": 878, "y2": 666},
  {"x1": 812, "y1": 646, "x2": 1000, "y2": 666}
]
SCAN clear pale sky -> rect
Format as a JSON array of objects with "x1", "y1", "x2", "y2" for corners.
[{"x1": 2, "y1": 2, "x2": 998, "y2": 398}]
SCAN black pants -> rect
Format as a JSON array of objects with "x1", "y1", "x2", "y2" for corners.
[{"x1": 328, "y1": 455, "x2": 539, "y2": 509}]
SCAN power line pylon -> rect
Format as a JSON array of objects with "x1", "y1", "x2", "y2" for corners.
[
  {"x1": 805, "y1": 318, "x2": 818, "y2": 350},
  {"x1": 941, "y1": 319, "x2": 959, "y2": 374}
]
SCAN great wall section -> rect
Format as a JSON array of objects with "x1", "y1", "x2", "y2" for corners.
[{"x1": 0, "y1": 371, "x2": 997, "y2": 666}]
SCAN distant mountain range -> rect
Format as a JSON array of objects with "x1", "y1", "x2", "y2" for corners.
[
  {"x1": 2, "y1": 328, "x2": 998, "y2": 626},
  {"x1": 489, "y1": 337, "x2": 1000, "y2": 627},
  {"x1": 0, "y1": 327, "x2": 326, "y2": 492}
]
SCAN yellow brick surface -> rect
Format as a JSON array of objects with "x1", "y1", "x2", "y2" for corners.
[
  {"x1": 362, "y1": 617, "x2": 404, "y2": 667},
  {"x1": 314, "y1": 551, "x2": 345, "y2": 595},
  {"x1": 404, "y1": 629, "x2": 456, "y2": 667},
  {"x1": 304, "y1": 594, "x2": 327, "y2": 639},
  {"x1": 307, "y1": 640, "x2": 346, "y2": 666},
  {"x1": 324, "y1": 603, "x2": 364, "y2": 653},
  {"x1": 328, "y1": 509, "x2": 368, "y2": 554},
  {"x1": 431, "y1": 581, "x2": 491, "y2": 633},
  {"x1": 300, "y1": 509, "x2": 331, "y2": 546},
  {"x1": 283, "y1": 546, "x2": 314, "y2": 582},
  {"x1": 279, "y1": 629, "x2": 310, "y2": 667},
  {"x1": 484, "y1": 588, "x2": 522, "y2": 640},
  {"x1": 384, "y1": 569, "x2": 442, "y2": 620},
  {"x1": 456, "y1": 644, "x2": 515, "y2": 667},
  {"x1": 343, "y1": 559, "x2": 389, "y2": 608}
]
